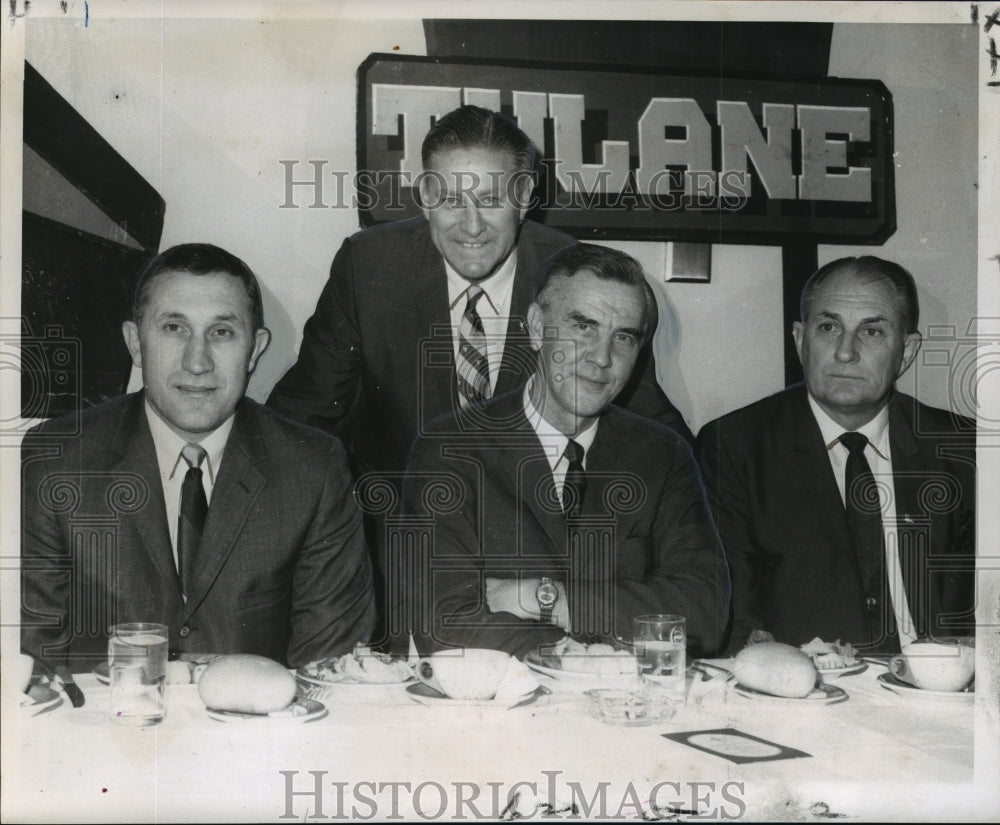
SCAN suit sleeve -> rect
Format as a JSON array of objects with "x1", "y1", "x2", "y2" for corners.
[
  {"x1": 267, "y1": 237, "x2": 363, "y2": 435},
  {"x1": 286, "y1": 438, "x2": 376, "y2": 666},
  {"x1": 613, "y1": 343, "x2": 694, "y2": 445},
  {"x1": 695, "y1": 421, "x2": 758, "y2": 653},
  {"x1": 402, "y1": 436, "x2": 564, "y2": 660},
  {"x1": 20, "y1": 429, "x2": 73, "y2": 668},
  {"x1": 591, "y1": 440, "x2": 730, "y2": 657}
]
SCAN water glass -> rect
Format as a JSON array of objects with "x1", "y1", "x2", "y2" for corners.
[
  {"x1": 633, "y1": 614, "x2": 686, "y2": 700},
  {"x1": 108, "y1": 622, "x2": 168, "y2": 726}
]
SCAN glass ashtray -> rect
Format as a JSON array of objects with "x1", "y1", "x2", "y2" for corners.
[{"x1": 583, "y1": 687, "x2": 677, "y2": 727}]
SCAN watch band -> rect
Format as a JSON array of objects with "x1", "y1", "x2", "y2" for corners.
[{"x1": 536, "y1": 577, "x2": 558, "y2": 624}]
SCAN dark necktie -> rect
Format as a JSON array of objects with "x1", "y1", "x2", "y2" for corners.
[
  {"x1": 178, "y1": 443, "x2": 208, "y2": 598},
  {"x1": 562, "y1": 439, "x2": 587, "y2": 518},
  {"x1": 838, "y1": 432, "x2": 883, "y2": 599},
  {"x1": 456, "y1": 285, "x2": 491, "y2": 408}
]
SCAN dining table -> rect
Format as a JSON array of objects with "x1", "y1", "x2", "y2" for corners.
[{"x1": 3, "y1": 654, "x2": 995, "y2": 823}]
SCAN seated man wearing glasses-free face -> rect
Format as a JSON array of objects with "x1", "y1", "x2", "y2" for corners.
[
  {"x1": 21, "y1": 243, "x2": 375, "y2": 671},
  {"x1": 697, "y1": 256, "x2": 976, "y2": 654},
  {"x1": 402, "y1": 243, "x2": 729, "y2": 659}
]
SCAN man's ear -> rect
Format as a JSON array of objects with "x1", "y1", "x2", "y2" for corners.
[
  {"x1": 248, "y1": 328, "x2": 271, "y2": 373},
  {"x1": 897, "y1": 331, "x2": 922, "y2": 379},
  {"x1": 122, "y1": 321, "x2": 142, "y2": 368},
  {"x1": 527, "y1": 302, "x2": 544, "y2": 352},
  {"x1": 791, "y1": 321, "x2": 804, "y2": 364}
]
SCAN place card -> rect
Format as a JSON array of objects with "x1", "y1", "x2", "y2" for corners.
[{"x1": 661, "y1": 727, "x2": 811, "y2": 764}]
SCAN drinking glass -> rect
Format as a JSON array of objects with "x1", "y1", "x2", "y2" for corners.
[
  {"x1": 633, "y1": 614, "x2": 686, "y2": 700},
  {"x1": 108, "y1": 622, "x2": 168, "y2": 726}
]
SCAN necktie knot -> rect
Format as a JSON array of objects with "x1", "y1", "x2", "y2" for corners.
[
  {"x1": 181, "y1": 443, "x2": 207, "y2": 471},
  {"x1": 463, "y1": 285, "x2": 486, "y2": 334},
  {"x1": 564, "y1": 439, "x2": 585, "y2": 467},
  {"x1": 838, "y1": 431, "x2": 869, "y2": 456}
]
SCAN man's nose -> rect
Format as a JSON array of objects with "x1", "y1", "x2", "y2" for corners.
[
  {"x1": 182, "y1": 336, "x2": 214, "y2": 374},
  {"x1": 587, "y1": 335, "x2": 613, "y2": 368},
  {"x1": 461, "y1": 203, "x2": 485, "y2": 236},
  {"x1": 834, "y1": 332, "x2": 859, "y2": 363}
]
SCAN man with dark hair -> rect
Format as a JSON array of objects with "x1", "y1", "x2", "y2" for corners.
[
  {"x1": 21, "y1": 243, "x2": 375, "y2": 671},
  {"x1": 697, "y1": 256, "x2": 976, "y2": 654},
  {"x1": 268, "y1": 105, "x2": 692, "y2": 649},
  {"x1": 402, "y1": 244, "x2": 729, "y2": 659}
]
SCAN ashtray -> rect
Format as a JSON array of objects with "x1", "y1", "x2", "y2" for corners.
[{"x1": 583, "y1": 687, "x2": 677, "y2": 727}]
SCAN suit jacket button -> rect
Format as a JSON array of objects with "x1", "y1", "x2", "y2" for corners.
[
  {"x1": 865, "y1": 597, "x2": 878, "y2": 611},
  {"x1": 179, "y1": 625, "x2": 191, "y2": 638}
]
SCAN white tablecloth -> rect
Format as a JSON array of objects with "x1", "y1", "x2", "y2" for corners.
[{"x1": 2, "y1": 660, "x2": 994, "y2": 822}]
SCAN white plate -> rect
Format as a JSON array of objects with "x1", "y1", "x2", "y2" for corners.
[
  {"x1": 524, "y1": 651, "x2": 637, "y2": 683},
  {"x1": 876, "y1": 672, "x2": 974, "y2": 703},
  {"x1": 405, "y1": 682, "x2": 545, "y2": 708},
  {"x1": 814, "y1": 660, "x2": 868, "y2": 679},
  {"x1": 734, "y1": 682, "x2": 848, "y2": 705},
  {"x1": 206, "y1": 697, "x2": 328, "y2": 723},
  {"x1": 20, "y1": 685, "x2": 64, "y2": 716}
]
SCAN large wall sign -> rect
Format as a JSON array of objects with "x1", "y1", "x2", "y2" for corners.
[{"x1": 357, "y1": 54, "x2": 894, "y2": 244}]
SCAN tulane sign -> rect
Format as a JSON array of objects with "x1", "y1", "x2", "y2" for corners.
[{"x1": 357, "y1": 54, "x2": 894, "y2": 245}]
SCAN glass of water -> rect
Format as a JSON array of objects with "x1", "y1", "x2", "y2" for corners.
[
  {"x1": 108, "y1": 622, "x2": 168, "y2": 726},
  {"x1": 633, "y1": 614, "x2": 686, "y2": 701}
]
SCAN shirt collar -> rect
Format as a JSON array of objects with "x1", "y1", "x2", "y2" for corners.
[
  {"x1": 445, "y1": 248, "x2": 518, "y2": 317},
  {"x1": 522, "y1": 378, "x2": 599, "y2": 465},
  {"x1": 144, "y1": 400, "x2": 235, "y2": 484},
  {"x1": 808, "y1": 394, "x2": 890, "y2": 460}
]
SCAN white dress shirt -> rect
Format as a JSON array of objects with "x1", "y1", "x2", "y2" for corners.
[
  {"x1": 445, "y1": 251, "x2": 518, "y2": 393},
  {"x1": 145, "y1": 402, "x2": 233, "y2": 576},
  {"x1": 523, "y1": 380, "x2": 599, "y2": 508},
  {"x1": 808, "y1": 396, "x2": 918, "y2": 647}
]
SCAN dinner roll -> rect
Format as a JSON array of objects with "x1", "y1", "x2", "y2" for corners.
[
  {"x1": 734, "y1": 642, "x2": 818, "y2": 698},
  {"x1": 197, "y1": 654, "x2": 297, "y2": 714}
]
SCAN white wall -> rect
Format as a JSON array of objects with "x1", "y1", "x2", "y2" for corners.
[{"x1": 24, "y1": 17, "x2": 977, "y2": 432}]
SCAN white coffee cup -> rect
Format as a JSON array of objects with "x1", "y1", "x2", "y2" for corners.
[
  {"x1": 416, "y1": 648, "x2": 511, "y2": 700},
  {"x1": 889, "y1": 639, "x2": 975, "y2": 692}
]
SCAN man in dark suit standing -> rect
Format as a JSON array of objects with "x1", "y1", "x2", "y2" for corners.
[
  {"x1": 697, "y1": 257, "x2": 975, "y2": 654},
  {"x1": 21, "y1": 244, "x2": 375, "y2": 671},
  {"x1": 402, "y1": 244, "x2": 729, "y2": 659},
  {"x1": 267, "y1": 105, "x2": 692, "y2": 647}
]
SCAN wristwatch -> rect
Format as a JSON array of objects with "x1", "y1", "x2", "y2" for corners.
[{"x1": 535, "y1": 577, "x2": 559, "y2": 624}]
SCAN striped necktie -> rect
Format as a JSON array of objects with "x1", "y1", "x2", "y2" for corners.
[
  {"x1": 177, "y1": 443, "x2": 208, "y2": 598},
  {"x1": 456, "y1": 285, "x2": 491, "y2": 408}
]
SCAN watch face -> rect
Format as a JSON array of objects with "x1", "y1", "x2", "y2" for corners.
[{"x1": 536, "y1": 582, "x2": 558, "y2": 607}]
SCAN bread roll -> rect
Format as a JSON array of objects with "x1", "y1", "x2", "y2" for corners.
[
  {"x1": 734, "y1": 642, "x2": 818, "y2": 698},
  {"x1": 197, "y1": 654, "x2": 297, "y2": 714}
]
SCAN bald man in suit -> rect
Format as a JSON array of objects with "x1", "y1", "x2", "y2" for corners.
[{"x1": 697, "y1": 257, "x2": 975, "y2": 654}]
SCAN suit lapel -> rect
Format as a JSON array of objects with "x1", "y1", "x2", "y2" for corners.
[
  {"x1": 496, "y1": 246, "x2": 536, "y2": 396},
  {"x1": 787, "y1": 389, "x2": 856, "y2": 550},
  {"x1": 887, "y1": 395, "x2": 926, "y2": 613},
  {"x1": 182, "y1": 403, "x2": 267, "y2": 620},
  {"x1": 111, "y1": 395, "x2": 183, "y2": 603},
  {"x1": 412, "y1": 227, "x2": 461, "y2": 419},
  {"x1": 485, "y1": 394, "x2": 568, "y2": 553}
]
